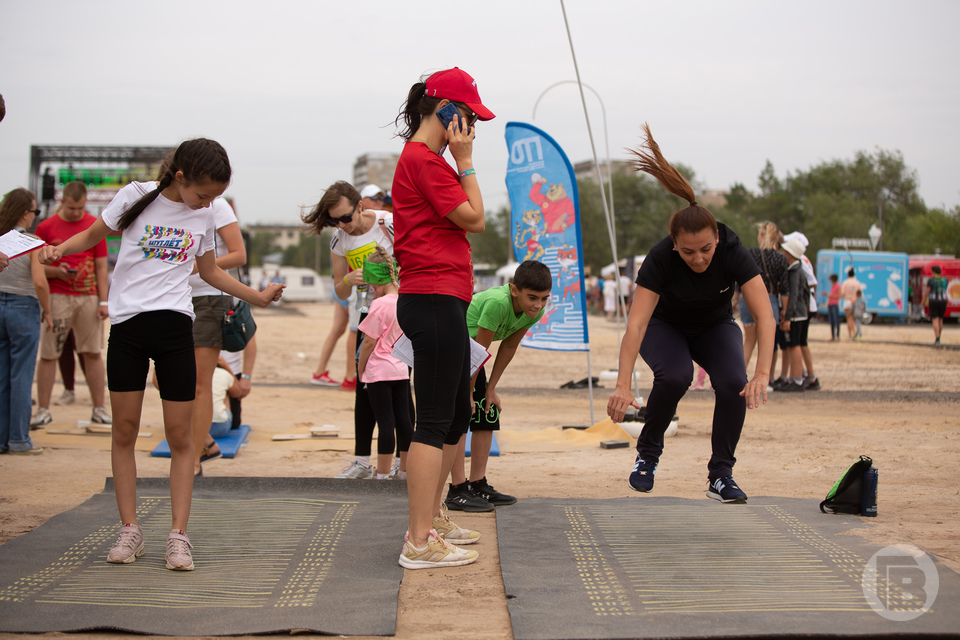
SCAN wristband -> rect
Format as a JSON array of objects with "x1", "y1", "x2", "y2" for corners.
[
  {"x1": 459, "y1": 168, "x2": 476, "y2": 178},
  {"x1": 240, "y1": 374, "x2": 251, "y2": 380},
  {"x1": 343, "y1": 275, "x2": 350, "y2": 285},
  {"x1": 98, "y1": 302, "x2": 108, "y2": 306}
]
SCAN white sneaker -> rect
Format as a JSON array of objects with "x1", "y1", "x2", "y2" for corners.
[
  {"x1": 91, "y1": 406, "x2": 112, "y2": 424},
  {"x1": 30, "y1": 407, "x2": 52, "y2": 429},
  {"x1": 54, "y1": 389, "x2": 76, "y2": 406},
  {"x1": 399, "y1": 529, "x2": 478, "y2": 569},
  {"x1": 335, "y1": 459, "x2": 373, "y2": 479}
]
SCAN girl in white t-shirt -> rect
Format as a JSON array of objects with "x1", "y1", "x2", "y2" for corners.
[
  {"x1": 39, "y1": 138, "x2": 284, "y2": 572},
  {"x1": 357, "y1": 247, "x2": 412, "y2": 480}
]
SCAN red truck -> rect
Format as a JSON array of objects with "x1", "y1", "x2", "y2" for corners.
[{"x1": 908, "y1": 256, "x2": 960, "y2": 320}]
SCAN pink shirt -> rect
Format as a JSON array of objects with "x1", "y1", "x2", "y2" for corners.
[{"x1": 358, "y1": 294, "x2": 408, "y2": 383}]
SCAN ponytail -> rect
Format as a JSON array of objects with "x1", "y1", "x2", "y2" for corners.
[
  {"x1": 395, "y1": 80, "x2": 441, "y2": 141},
  {"x1": 116, "y1": 138, "x2": 231, "y2": 231},
  {"x1": 629, "y1": 122, "x2": 717, "y2": 240}
]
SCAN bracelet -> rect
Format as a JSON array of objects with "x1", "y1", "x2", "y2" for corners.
[
  {"x1": 343, "y1": 275, "x2": 350, "y2": 285},
  {"x1": 459, "y1": 168, "x2": 476, "y2": 178},
  {"x1": 98, "y1": 302, "x2": 108, "y2": 306},
  {"x1": 240, "y1": 374, "x2": 251, "y2": 380}
]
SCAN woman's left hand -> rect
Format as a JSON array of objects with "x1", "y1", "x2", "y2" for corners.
[{"x1": 739, "y1": 374, "x2": 768, "y2": 410}]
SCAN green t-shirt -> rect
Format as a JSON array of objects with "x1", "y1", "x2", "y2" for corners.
[
  {"x1": 466, "y1": 284, "x2": 545, "y2": 342},
  {"x1": 928, "y1": 276, "x2": 948, "y2": 303}
]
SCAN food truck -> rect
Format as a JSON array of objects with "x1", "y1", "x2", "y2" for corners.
[
  {"x1": 815, "y1": 250, "x2": 909, "y2": 323},
  {"x1": 908, "y1": 256, "x2": 960, "y2": 320}
]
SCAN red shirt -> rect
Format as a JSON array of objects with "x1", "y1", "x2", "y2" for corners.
[
  {"x1": 391, "y1": 142, "x2": 472, "y2": 301},
  {"x1": 35, "y1": 212, "x2": 107, "y2": 296}
]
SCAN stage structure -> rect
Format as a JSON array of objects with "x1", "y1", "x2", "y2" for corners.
[{"x1": 29, "y1": 145, "x2": 172, "y2": 217}]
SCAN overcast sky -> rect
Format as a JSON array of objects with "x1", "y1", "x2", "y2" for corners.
[{"x1": 1, "y1": 0, "x2": 958, "y2": 227}]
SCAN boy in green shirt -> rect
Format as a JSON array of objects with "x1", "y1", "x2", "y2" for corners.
[{"x1": 445, "y1": 260, "x2": 553, "y2": 511}]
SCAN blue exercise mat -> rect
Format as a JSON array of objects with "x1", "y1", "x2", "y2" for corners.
[
  {"x1": 465, "y1": 431, "x2": 499, "y2": 457},
  {"x1": 150, "y1": 424, "x2": 249, "y2": 458}
]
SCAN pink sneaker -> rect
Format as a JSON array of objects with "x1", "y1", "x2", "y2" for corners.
[
  {"x1": 165, "y1": 530, "x2": 194, "y2": 571},
  {"x1": 311, "y1": 371, "x2": 340, "y2": 387},
  {"x1": 107, "y1": 523, "x2": 145, "y2": 564}
]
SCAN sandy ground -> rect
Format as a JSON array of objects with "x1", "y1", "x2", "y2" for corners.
[{"x1": 1, "y1": 302, "x2": 958, "y2": 640}]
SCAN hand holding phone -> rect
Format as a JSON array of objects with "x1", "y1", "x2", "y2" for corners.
[{"x1": 436, "y1": 102, "x2": 461, "y2": 130}]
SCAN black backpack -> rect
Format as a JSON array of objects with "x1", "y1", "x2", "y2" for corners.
[{"x1": 820, "y1": 455, "x2": 873, "y2": 514}]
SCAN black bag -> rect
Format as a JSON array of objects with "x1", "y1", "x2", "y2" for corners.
[
  {"x1": 221, "y1": 296, "x2": 256, "y2": 352},
  {"x1": 820, "y1": 455, "x2": 873, "y2": 514}
]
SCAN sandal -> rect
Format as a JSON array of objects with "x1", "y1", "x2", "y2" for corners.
[{"x1": 200, "y1": 441, "x2": 221, "y2": 463}]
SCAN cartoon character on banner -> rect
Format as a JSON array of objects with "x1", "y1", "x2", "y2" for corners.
[
  {"x1": 514, "y1": 209, "x2": 545, "y2": 261},
  {"x1": 526, "y1": 305, "x2": 558, "y2": 338},
  {"x1": 556, "y1": 245, "x2": 580, "y2": 301},
  {"x1": 529, "y1": 173, "x2": 575, "y2": 242}
]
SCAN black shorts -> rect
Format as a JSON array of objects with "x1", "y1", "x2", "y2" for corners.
[
  {"x1": 469, "y1": 366, "x2": 501, "y2": 431},
  {"x1": 783, "y1": 319, "x2": 809, "y2": 348},
  {"x1": 107, "y1": 310, "x2": 197, "y2": 401},
  {"x1": 929, "y1": 301, "x2": 947, "y2": 319}
]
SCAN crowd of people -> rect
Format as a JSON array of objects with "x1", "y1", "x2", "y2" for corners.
[{"x1": 0, "y1": 72, "x2": 951, "y2": 578}]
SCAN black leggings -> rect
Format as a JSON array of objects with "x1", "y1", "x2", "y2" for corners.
[
  {"x1": 638, "y1": 317, "x2": 747, "y2": 480},
  {"x1": 397, "y1": 293, "x2": 471, "y2": 449},
  {"x1": 366, "y1": 379, "x2": 414, "y2": 455}
]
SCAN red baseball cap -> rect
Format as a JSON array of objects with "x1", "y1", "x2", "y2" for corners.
[{"x1": 425, "y1": 67, "x2": 495, "y2": 121}]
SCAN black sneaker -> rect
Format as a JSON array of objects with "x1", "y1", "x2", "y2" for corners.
[
  {"x1": 443, "y1": 482, "x2": 494, "y2": 512},
  {"x1": 803, "y1": 376, "x2": 821, "y2": 390},
  {"x1": 469, "y1": 477, "x2": 517, "y2": 506},
  {"x1": 706, "y1": 476, "x2": 748, "y2": 503},
  {"x1": 770, "y1": 377, "x2": 788, "y2": 391},
  {"x1": 779, "y1": 381, "x2": 805, "y2": 392},
  {"x1": 628, "y1": 455, "x2": 657, "y2": 492}
]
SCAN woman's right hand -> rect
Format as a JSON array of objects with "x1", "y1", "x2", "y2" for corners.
[
  {"x1": 38, "y1": 244, "x2": 62, "y2": 265},
  {"x1": 447, "y1": 114, "x2": 474, "y2": 164},
  {"x1": 607, "y1": 386, "x2": 642, "y2": 423}
]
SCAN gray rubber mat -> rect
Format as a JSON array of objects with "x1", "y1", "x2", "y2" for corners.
[
  {"x1": 497, "y1": 497, "x2": 960, "y2": 639},
  {"x1": 0, "y1": 477, "x2": 407, "y2": 635}
]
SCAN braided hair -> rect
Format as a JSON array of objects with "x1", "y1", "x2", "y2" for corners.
[{"x1": 116, "y1": 138, "x2": 231, "y2": 231}]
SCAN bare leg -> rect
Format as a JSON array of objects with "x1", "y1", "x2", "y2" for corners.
[
  {"x1": 800, "y1": 345, "x2": 815, "y2": 378},
  {"x1": 406, "y1": 442, "x2": 443, "y2": 546},
  {"x1": 468, "y1": 431, "x2": 493, "y2": 483},
  {"x1": 344, "y1": 330, "x2": 358, "y2": 382},
  {"x1": 162, "y1": 398, "x2": 195, "y2": 531},
  {"x1": 192, "y1": 347, "x2": 219, "y2": 475},
  {"x1": 314, "y1": 304, "x2": 348, "y2": 376},
  {"x1": 742, "y1": 323, "x2": 758, "y2": 366},
  {"x1": 449, "y1": 434, "x2": 468, "y2": 485},
  {"x1": 80, "y1": 352, "x2": 107, "y2": 407},
  {"x1": 36, "y1": 358, "x2": 57, "y2": 409},
  {"x1": 110, "y1": 390, "x2": 146, "y2": 524}
]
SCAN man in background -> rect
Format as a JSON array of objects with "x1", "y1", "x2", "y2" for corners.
[{"x1": 31, "y1": 182, "x2": 111, "y2": 427}]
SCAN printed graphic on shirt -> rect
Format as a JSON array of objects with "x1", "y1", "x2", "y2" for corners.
[
  {"x1": 344, "y1": 240, "x2": 378, "y2": 272},
  {"x1": 138, "y1": 225, "x2": 195, "y2": 263}
]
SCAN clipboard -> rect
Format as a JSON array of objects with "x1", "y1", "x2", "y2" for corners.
[
  {"x1": 392, "y1": 333, "x2": 491, "y2": 377},
  {"x1": 0, "y1": 230, "x2": 45, "y2": 259}
]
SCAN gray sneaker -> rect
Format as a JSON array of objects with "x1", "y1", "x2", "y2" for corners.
[
  {"x1": 107, "y1": 524, "x2": 145, "y2": 564},
  {"x1": 335, "y1": 459, "x2": 373, "y2": 479},
  {"x1": 54, "y1": 389, "x2": 76, "y2": 406},
  {"x1": 30, "y1": 407, "x2": 52, "y2": 429},
  {"x1": 91, "y1": 406, "x2": 112, "y2": 424},
  {"x1": 165, "y1": 531, "x2": 194, "y2": 571}
]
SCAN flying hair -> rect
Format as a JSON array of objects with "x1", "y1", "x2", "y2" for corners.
[
  {"x1": 629, "y1": 123, "x2": 717, "y2": 240},
  {"x1": 301, "y1": 181, "x2": 361, "y2": 235}
]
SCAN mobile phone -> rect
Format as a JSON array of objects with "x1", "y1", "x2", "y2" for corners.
[
  {"x1": 436, "y1": 103, "x2": 462, "y2": 130},
  {"x1": 66, "y1": 267, "x2": 78, "y2": 274}
]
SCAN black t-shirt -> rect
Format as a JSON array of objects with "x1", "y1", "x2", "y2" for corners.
[{"x1": 636, "y1": 223, "x2": 760, "y2": 333}]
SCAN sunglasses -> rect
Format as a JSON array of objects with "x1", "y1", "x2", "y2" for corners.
[
  {"x1": 30, "y1": 209, "x2": 41, "y2": 215},
  {"x1": 454, "y1": 102, "x2": 479, "y2": 127},
  {"x1": 325, "y1": 203, "x2": 359, "y2": 227}
]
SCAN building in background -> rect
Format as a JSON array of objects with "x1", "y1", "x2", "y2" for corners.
[{"x1": 353, "y1": 153, "x2": 400, "y2": 191}]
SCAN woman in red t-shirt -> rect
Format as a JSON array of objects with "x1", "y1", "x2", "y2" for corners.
[{"x1": 391, "y1": 67, "x2": 494, "y2": 570}]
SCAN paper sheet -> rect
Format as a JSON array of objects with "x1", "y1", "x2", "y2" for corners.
[
  {"x1": 392, "y1": 333, "x2": 491, "y2": 377},
  {"x1": 0, "y1": 230, "x2": 44, "y2": 259}
]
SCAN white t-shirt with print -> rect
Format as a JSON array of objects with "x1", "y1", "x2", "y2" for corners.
[
  {"x1": 188, "y1": 197, "x2": 239, "y2": 297},
  {"x1": 101, "y1": 181, "x2": 216, "y2": 324},
  {"x1": 330, "y1": 211, "x2": 394, "y2": 307}
]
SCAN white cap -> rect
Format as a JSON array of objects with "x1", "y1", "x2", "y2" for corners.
[
  {"x1": 783, "y1": 231, "x2": 809, "y2": 248},
  {"x1": 360, "y1": 184, "x2": 384, "y2": 200}
]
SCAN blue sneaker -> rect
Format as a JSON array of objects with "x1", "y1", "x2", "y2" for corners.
[
  {"x1": 706, "y1": 476, "x2": 748, "y2": 504},
  {"x1": 628, "y1": 455, "x2": 657, "y2": 492}
]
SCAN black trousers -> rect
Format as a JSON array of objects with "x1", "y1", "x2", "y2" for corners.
[{"x1": 637, "y1": 317, "x2": 747, "y2": 480}]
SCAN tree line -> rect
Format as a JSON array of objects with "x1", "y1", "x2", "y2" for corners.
[{"x1": 248, "y1": 148, "x2": 960, "y2": 275}]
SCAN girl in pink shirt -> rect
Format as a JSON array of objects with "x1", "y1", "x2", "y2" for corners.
[{"x1": 357, "y1": 247, "x2": 413, "y2": 480}]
